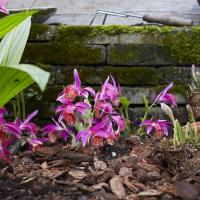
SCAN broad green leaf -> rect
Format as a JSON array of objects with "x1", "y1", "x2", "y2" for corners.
[
  {"x1": 0, "y1": 11, "x2": 37, "y2": 38},
  {"x1": 0, "y1": 17, "x2": 31, "y2": 65},
  {"x1": 143, "y1": 95, "x2": 150, "y2": 113},
  {"x1": 0, "y1": 64, "x2": 50, "y2": 107},
  {"x1": 119, "y1": 96, "x2": 130, "y2": 108}
]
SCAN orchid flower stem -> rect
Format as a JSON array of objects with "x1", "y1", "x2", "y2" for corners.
[
  {"x1": 138, "y1": 103, "x2": 155, "y2": 135},
  {"x1": 16, "y1": 94, "x2": 21, "y2": 118},
  {"x1": 11, "y1": 100, "x2": 17, "y2": 119},
  {"x1": 21, "y1": 91, "x2": 26, "y2": 121}
]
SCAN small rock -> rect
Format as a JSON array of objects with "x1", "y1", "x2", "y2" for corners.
[
  {"x1": 68, "y1": 170, "x2": 87, "y2": 180},
  {"x1": 94, "y1": 158, "x2": 107, "y2": 171},
  {"x1": 112, "y1": 152, "x2": 117, "y2": 157},
  {"x1": 147, "y1": 171, "x2": 161, "y2": 181},
  {"x1": 110, "y1": 176, "x2": 126, "y2": 199},
  {"x1": 119, "y1": 167, "x2": 132, "y2": 177}
]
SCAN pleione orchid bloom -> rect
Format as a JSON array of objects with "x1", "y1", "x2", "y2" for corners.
[
  {"x1": 76, "y1": 115, "x2": 124, "y2": 147},
  {"x1": 15, "y1": 110, "x2": 39, "y2": 135},
  {"x1": 154, "y1": 82, "x2": 177, "y2": 107},
  {"x1": 56, "y1": 101, "x2": 91, "y2": 124},
  {"x1": 96, "y1": 76, "x2": 121, "y2": 106},
  {"x1": 0, "y1": 0, "x2": 9, "y2": 14},
  {"x1": 0, "y1": 108, "x2": 20, "y2": 139},
  {"x1": 57, "y1": 69, "x2": 95, "y2": 103},
  {"x1": 94, "y1": 101, "x2": 113, "y2": 118},
  {"x1": 140, "y1": 119, "x2": 171, "y2": 138},
  {"x1": 42, "y1": 119, "x2": 72, "y2": 143}
]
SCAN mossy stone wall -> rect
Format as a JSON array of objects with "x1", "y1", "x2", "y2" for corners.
[{"x1": 23, "y1": 24, "x2": 200, "y2": 124}]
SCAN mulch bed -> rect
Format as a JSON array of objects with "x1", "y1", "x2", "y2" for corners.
[{"x1": 0, "y1": 137, "x2": 200, "y2": 200}]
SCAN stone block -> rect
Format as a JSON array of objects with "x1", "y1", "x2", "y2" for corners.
[
  {"x1": 107, "y1": 44, "x2": 172, "y2": 66},
  {"x1": 55, "y1": 66, "x2": 159, "y2": 86},
  {"x1": 29, "y1": 24, "x2": 56, "y2": 42},
  {"x1": 23, "y1": 43, "x2": 106, "y2": 65}
]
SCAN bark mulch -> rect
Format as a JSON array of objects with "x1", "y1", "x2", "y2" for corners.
[{"x1": 0, "y1": 136, "x2": 200, "y2": 200}]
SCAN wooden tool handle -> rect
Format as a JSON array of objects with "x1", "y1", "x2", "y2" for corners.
[{"x1": 143, "y1": 14, "x2": 193, "y2": 26}]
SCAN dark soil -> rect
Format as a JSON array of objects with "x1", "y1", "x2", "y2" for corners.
[{"x1": 0, "y1": 137, "x2": 200, "y2": 200}]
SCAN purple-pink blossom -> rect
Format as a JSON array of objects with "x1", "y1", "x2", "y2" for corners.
[
  {"x1": 154, "y1": 82, "x2": 177, "y2": 107},
  {"x1": 140, "y1": 119, "x2": 171, "y2": 138},
  {"x1": 57, "y1": 69, "x2": 95, "y2": 103},
  {"x1": 0, "y1": 0, "x2": 9, "y2": 14},
  {"x1": 96, "y1": 76, "x2": 121, "y2": 106}
]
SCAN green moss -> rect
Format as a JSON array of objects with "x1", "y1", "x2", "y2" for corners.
[
  {"x1": 57, "y1": 25, "x2": 174, "y2": 40},
  {"x1": 30, "y1": 24, "x2": 49, "y2": 37},
  {"x1": 108, "y1": 45, "x2": 139, "y2": 64},
  {"x1": 23, "y1": 42, "x2": 105, "y2": 65},
  {"x1": 160, "y1": 27, "x2": 200, "y2": 63}
]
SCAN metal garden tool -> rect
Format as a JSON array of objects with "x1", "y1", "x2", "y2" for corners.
[{"x1": 90, "y1": 9, "x2": 193, "y2": 26}]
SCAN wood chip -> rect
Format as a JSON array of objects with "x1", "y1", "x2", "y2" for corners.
[
  {"x1": 94, "y1": 158, "x2": 107, "y2": 171},
  {"x1": 138, "y1": 189, "x2": 162, "y2": 197},
  {"x1": 68, "y1": 170, "x2": 87, "y2": 180},
  {"x1": 109, "y1": 176, "x2": 126, "y2": 199}
]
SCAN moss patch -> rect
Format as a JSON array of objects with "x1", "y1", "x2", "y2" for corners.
[
  {"x1": 29, "y1": 24, "x2": 50, "y2": 40},
  {"x1": 23, "y1": 42, "x2": 105, "y2": 65},
  {"x1": 56, "y1": 25, "x2": 174, "y2": 40},
  {"x1": 160, "y1": 27, "x2": 200, "y2": 64}
]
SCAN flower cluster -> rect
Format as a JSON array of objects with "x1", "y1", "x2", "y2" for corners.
[
  {"x1": 140, "y1": 82, "x2": 176, "y2": 138},
  {"x1": 43, "y1": 69, "x2": 126, "y2": 147},
  {"x1": 0, "y1": 109, "x2": 47, "y2": 162}
]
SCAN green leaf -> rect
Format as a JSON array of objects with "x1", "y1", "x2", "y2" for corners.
[
  {"x1": 143, "y1": 96, "x2": 150, "y2": 113},
  {"x1": 119, "y1": 96, "x2": 130, "y2": 108},
  {"x1": 0, "y1": 64, "x2": 50, "y2": 107},
  {"x1": 0, "y1": 17, "x2": 31, "y2": 65},
  {"x1": 175, "y1": 119, "x2": 185, "y2": 144},
  {"x1": 0, "y1": 11, "x2": 37, "y2": 38}
]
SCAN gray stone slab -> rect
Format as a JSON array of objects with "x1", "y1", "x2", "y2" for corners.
[
  {"x1": 6, "y1": 0, "x2": 200, "y2": 25},
  {"x1": 107, "y1": 44, "x2": 172, "y2": 66}
]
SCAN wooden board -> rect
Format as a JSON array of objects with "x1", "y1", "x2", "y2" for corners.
[{"x1": 7, "y1": 0, "x2": 200, "y2": 25}]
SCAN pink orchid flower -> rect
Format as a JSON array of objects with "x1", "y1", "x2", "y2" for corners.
[
  {"x1": 0, "y1": 0, "x2": 9, "y2": 14},
  {"x1": 154, "y1": 82, "x2": 177, "y2": 107},
  {"x1": 57, "y1": 69, "x2": 95, "y2": 103},
  {"x1": 140, "y1": 119, "x2": 171, "y2": 138}
]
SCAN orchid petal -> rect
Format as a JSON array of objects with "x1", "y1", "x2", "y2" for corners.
[
  {"x1": 24, "y1": 110, "x2": 38, "y2": 125},
  {"x1": 74, "y1": 69, "x2": 81, "y2": 91}
]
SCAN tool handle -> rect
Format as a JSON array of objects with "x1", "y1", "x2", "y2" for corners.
[{"x1": 143, "y1": 14, "x2": 193, "y2": 26}]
